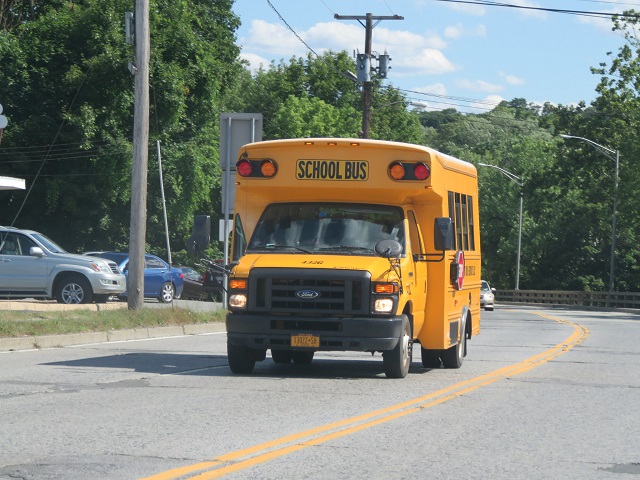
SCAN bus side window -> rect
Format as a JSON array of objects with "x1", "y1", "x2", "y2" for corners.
[
  {"x1": 232, "y1": 214, "x2": 247, "y2": 261},
  {"x1": 448, "y1": 191, "x2": 457, "y2": 250}
]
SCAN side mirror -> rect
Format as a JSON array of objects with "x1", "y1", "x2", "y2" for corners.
[
  {"x1": 434, "y1": 217, "x2": 454, "y2": 251},
  {"x1": 30, "y1": 246, "x2": 45, "y2": 257},
  {"x1": 375, "y1": 239, "x2": 402, "y2": 259},
  {"x1": 186, "y1": 232, "x2": 210, "y2": 255}
]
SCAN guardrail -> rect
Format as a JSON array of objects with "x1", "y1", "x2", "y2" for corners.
[{"x1": 496, "y1": 290, "x2": 640, "y2": 310}]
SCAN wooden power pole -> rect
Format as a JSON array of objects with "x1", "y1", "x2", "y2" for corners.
[
  {"x1": 128, "y1": 0, "x2": 150, "y2": 310},
  {"x1": 334, "y1": 13, "x2": 403, "y2": 139}
]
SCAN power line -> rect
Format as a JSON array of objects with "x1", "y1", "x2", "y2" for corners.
[
  {"x1": 266, "y1": 0, "x2": 319, "y2": 57},
  {"x1": 434, "y1": 0, "x2": 640, "y2": 18}
]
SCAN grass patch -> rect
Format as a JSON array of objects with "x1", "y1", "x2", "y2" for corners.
[{"x1": 0, "y1": 307, "x2": 226, "y2": 338}]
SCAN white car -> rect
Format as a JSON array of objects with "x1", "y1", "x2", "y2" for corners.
[
  {"x1": 480, "y1": 280, "x2": 496, "y2": 311},
  {"x1": 0, "y1": 226, "x2": 126, "y2": 304}
]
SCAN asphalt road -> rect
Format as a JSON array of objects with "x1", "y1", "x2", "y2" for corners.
[{"x1": 0, "y1": 306, "x2": 639, "y2": 480}]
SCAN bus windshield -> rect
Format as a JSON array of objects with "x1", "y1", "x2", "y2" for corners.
[{"x1": 248, "y1": 203, "x2": 405, "y2": 255}]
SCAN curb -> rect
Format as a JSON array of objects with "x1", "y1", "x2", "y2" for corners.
[
  {"x1": 0, "y1": 322, "x2": 226, "y2": 352},
  {"x1": 0, "y1": 300, "x2": 127, "y2": 312}
]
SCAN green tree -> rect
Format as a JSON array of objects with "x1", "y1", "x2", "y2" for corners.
[
  {"x1": 0, "y1": 0, "x2": 241, "y2": 262},
  {"x1": 226, "y1": 51, "x2": 424, "y2": 142},
  {"x1": 588, "y1": 9, "x2": 640, "y2": 291},
  {"x1": 270, "y1": 95, "x2": 359, "y2": 138}
]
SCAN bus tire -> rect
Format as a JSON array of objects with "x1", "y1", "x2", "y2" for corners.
[
  {"x1": 292, "y1": 351, "x2": 314, "y2": 364},
  {"x1": 441, "y1": 317, "x2": 466, "y2": 369},
  {"x1": 271, "y1": 349, "x2": 293, "y2": 364},
  {"x1": 421, "y1": 347, "x2": 442, "y2": 368},
  {"x1": 383, "y1": 315, "x2": 412, "y2": 378},
  {"x1": 228, "y1": 341, "x2": 256, "y2": 374}
]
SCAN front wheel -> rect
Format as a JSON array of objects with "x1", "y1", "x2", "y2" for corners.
[
  {"x1": 383, "y1": 315, "x2": 412, "y2": 378},
  {"x1": 55, "y1": 275, "x2": 93, "y2": 304},
  {"x1": 158, "y1": 282, "x2": 175, "y2": 303},
  {"x1": 228, "y1": 341, "x2": 256, "y2": 374}
]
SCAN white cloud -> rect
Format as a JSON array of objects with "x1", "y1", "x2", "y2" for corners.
[
  {"x1": 306, "y1": 22, "x2": 364, "y2": 52},
  {"x1": 239, "y1": 53, "x2": 271, "y2": 73},
  {"x1": 415, "y1": 83, "x2": 448, "y2": 96},
  {"x1": 457, "y1": 79, "x2": 504, "y2": 93},
  {"x1": 478, "y1": 95, "x2": 505, "y2": 110},
  {"x1": 240, "y1": 19, "x2": 456, "y2": 76},
  {"x1": 241, "y1": 19, "x2": 307, "y2": 56},
  {"x1": 406, "y1": 49, "x2": 456, "y2": 75},
  {"x1": 499, "y1": 72, "x2": 526, "y2": 85}
]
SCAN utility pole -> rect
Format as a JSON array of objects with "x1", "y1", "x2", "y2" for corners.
[
  {"x1": 128, "y1": 0, "x2": 150, "y2": 310},
  {"x1": 334, "y1": 13, "x2": 403, "y2": 139}
]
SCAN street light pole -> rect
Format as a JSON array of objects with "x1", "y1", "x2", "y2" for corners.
[
  {"x1": 560, "y1": 134, "x2": 619, "y2": 292},
  {"x1": 478, "y1": 163, "x2": 524, "y2": 290}
]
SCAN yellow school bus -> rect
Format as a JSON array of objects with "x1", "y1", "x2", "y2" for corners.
[{"x1": 225, "y1": 138, "x2": 481, "y2": 378}]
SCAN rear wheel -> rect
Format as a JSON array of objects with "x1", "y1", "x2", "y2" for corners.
[
  {"x1": 271, "y1": 349, "x2": 293, "y2": 364},
  {"x1": 383, "y1": 315, "x2": 412, "y2": 378},
  {"x1": 441, "y1": 317, "x2": 466, "y2": 369},
  {"x1": 55, "y1": 275, "x2": 93, "y2": 304},
  {"x1": 158, "y1": 282, "x2": 175, "y2": 303},
  {"x1": 228, "y1": 341, "x2": 256, "y2": 374}
]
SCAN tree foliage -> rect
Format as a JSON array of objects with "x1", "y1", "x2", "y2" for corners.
[
  {"x1": 1, "y1": 6, "x2": 640, "y2": 292},
  {"x1": 0, "y1": 0, "x2": 240, "y2": 264}
]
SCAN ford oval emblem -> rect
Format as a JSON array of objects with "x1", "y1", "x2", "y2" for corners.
[{"x1": 296, "y1": 289, "x2": 320, "y2": 300}]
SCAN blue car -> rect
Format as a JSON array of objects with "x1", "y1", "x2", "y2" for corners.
[{"x1": 90, "y1": 252, "x2": 184, "y2": 303}]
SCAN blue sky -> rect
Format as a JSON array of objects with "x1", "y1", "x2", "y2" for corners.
[{"x1": 231, "y1": 0, "x2": 637, "y2": 113}]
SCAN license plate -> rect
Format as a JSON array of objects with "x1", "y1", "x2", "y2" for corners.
[{"x1": 291, "y1": 334, "x2": 320, "y2": 348}]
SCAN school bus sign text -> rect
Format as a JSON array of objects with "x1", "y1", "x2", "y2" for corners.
[{"x1": 296, "y1": 159, "x2": 369, "y2": 181}]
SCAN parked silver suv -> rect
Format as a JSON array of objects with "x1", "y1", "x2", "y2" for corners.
[{"x1": 0, "y1": 226, "x2": 126, "y2": 304}]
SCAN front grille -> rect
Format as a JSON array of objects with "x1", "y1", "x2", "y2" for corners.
[
  {"x1": 248, "y1": 268, "x2": 370, "y2": 315},
  {"x1": 106, "y1": 262, "x2": 119, "y2": 274}
]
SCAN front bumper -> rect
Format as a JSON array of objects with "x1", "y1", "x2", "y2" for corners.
[
  {"x1": 89, "y1": 274, "x2": 127, "y2": 295},
  {"x1": 226, "y1": 313, "x2": 404, "y2": 352}
]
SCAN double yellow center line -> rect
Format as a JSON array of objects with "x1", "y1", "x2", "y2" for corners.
[{"x1": 143, "y1": 312, "x2": 588, "y2": 480}]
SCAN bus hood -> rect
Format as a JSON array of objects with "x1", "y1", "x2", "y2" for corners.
[{"x1": 233, "y1": 253, "x2": 399, "y2": 281}]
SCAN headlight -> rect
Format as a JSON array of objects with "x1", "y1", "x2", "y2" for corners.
[
  {"x1": 89, "y1": 261, "x2": 111, "y2": 274},
  {"x1": 229, "y1": 294, "x2": 247, "y2": 309},
  {"x1": 374, "y1": 298, "x2": 394, "y2": 313}
]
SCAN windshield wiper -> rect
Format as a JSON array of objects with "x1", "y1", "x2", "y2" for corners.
[
  {"x1": 248, "y1": 244, "x2": 312, "y2": 254},
  {"x1": 318, "y1": 246, "x2": 375, "y2": 254}
]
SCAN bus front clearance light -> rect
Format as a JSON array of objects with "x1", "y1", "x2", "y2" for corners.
[
  {"x1": 229, "y1": 279, "x2": 247, "y2": 289},
  {"x1": 374, "y1": 282, "x2": 399, "y2": 294},
  {"x1": 374, "y1": 298, "x2": 395, "y2": 313}
]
